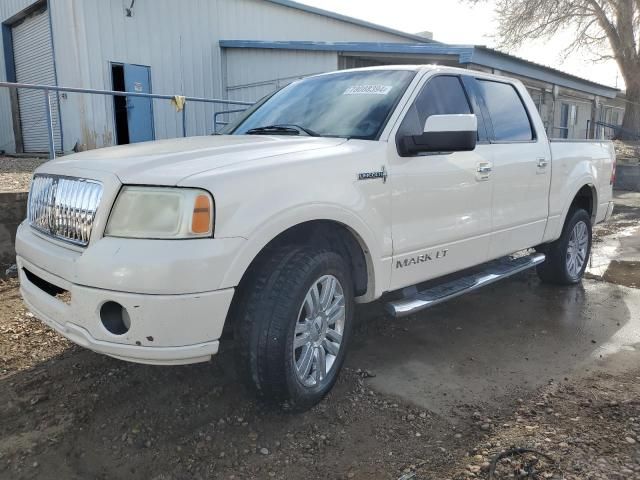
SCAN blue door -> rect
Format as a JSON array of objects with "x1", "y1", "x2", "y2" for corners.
[{"x1": 123, "y1": 64, "x2": 154, "y2": 143}]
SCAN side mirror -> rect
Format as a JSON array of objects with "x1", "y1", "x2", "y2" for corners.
[{"x1": 398, "y1": 114, "x2": 477, "y2": 156}]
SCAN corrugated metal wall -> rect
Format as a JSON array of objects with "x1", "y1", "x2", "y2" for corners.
[
  {"x1": 1, "y1": 0, "x2": 411, "y2": 153},
  {"x1": 12, "y1": 7, "x2": 63, "y2": 152},
  {"x1": 0, "y1": 0, "x2": 41, "y2": 154},
  {"x1": 48, "y1": 0, "x2": 410, "y2": 152},
  {"x1": 550, "y1": 94, "x2": 593, "y2": 139},
  {"x1": 225, "y1": 49, "x2": 338, "y2": 103}
]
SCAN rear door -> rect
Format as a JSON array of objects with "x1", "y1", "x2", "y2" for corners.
[
  {"x1": 473, "y1": 78, "x2": 551, "y2": 259},
  {"x1": 388, "y1": 74, "x2": 494, "y2": 290}
]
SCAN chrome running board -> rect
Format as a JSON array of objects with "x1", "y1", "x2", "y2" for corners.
[{"x1": 386, "y1": 253, "x2": 546, "y2": 318}]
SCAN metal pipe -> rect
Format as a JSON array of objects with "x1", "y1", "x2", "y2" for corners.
[
  {"x1": 0, "y1": 81, "x2": 253, "y2": 106},
  {"x1": 214, "y1": 109, "x2": 248, "y2": 133},
  {"x1": 182, "y1": 105, "x2": 187, "y2": 138},
  {"x1": 43, "y1": 89, "x2": 56, "y2": 160},
  {"x1": 586, "y1": 120, "x2": 590, "y2": 139}
]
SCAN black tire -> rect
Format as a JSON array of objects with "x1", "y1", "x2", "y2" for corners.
[
  {"x1": 536, "y1": 208, "x2": 592, "y2": 285},
  {"x1": 232, "y1": 246, "x2": 354, "y2": 411}
]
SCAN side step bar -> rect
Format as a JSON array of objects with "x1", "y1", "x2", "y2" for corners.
[{"x1": 386, "y1": 253, "x2": 546, "y2": 318}]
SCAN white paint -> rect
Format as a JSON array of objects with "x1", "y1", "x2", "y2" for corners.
[{"x1": 15, "y1": 65, "x2": 615, "y2": 365}]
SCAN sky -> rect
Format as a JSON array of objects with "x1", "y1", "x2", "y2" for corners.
[{"x1": 299, "y1": 0, "x2": 623, "y2": 89}]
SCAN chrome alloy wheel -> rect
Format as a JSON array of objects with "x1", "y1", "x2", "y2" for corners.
[
  {"x1": 293, "y1": 275, "x2": 346, "y2": 388},
  {"x1": 566, "y1": 220, "x2": 589, "y2": 278}
]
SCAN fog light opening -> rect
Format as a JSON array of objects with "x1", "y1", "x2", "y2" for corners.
[{"x1": 100, "y1": 301, "x2": 131, "y2": 335}]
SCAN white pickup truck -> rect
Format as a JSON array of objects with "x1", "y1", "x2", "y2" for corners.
[{"x1": 17, "y1": 66, "x2": 616, "y2": 410}]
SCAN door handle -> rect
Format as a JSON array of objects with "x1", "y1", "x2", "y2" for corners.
[
  {"x1": 537, "y1": 158, "x2": 548, "y2": 168},
  {"x1": 476, "y1": 162, "x2": 492, "y2": 181}
]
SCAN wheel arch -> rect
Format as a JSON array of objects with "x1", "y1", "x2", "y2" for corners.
[
  {"x1": 565, "y1": 182, "x2": 598, "y2": 224},
  {"x1": 220, "y1": 211, "x2": 382, "y2": 304},
  {"x1": 544, "y1": 180, "x2": 598, "y2": 244}
]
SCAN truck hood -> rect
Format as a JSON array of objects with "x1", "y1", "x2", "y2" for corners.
[{"x1": 43, "y1": 135, "x2": 348, "y2": 185}]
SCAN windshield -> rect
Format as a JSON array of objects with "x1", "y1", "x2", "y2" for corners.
[{"x1": 227, "y1": 70, "x2": 416, "y2": 140}]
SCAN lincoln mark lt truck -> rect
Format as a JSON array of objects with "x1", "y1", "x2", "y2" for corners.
[{"x1": 17, "y1": 66, "x2": 616, "y2": 410}]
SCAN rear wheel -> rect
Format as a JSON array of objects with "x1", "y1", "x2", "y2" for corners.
[
  {"x1": 536, "y1": 208, "x2": 592, "y2": 285},
  {"x1": 233, "y1": 246, "x2": 354, "y2": 411}
]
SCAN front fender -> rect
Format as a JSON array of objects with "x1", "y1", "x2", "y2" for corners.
[
  {"x1": 180, "y1": 140, "x2": 392, "y2": 301},
  {"x1": 218, "y1": 203, "x2": 387, "y2": 302}
]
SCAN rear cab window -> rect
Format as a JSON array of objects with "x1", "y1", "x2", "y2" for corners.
[{"x1": 476, "y1": 80, "x2": 535, "y2": 142}]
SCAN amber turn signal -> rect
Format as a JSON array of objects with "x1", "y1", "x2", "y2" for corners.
[{"x1": 191, "y1": 194, "x2": 213, "y2": 234}]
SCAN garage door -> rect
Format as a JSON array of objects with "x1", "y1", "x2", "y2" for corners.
[{"x1": 12, "y1": 7, "x2": 62, "y2": 153}]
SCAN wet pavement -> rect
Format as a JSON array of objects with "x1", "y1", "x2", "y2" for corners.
[{"x1": 349, "y1": 191, "x2": 640, "y2": 417}]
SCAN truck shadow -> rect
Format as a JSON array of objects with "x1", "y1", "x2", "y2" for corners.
[{"x1": 349, "y1": 271, "x2": 637, "y2": 417}]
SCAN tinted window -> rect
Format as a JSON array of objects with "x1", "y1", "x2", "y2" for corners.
[
  {"x1": 478, "y1": 80, "x2": 533, "y2": 141},
  {"x1": 229, "y1": 70, "x2": 416, "y2": 140},
  {"x1": 398, "y1": 76, "x2": 472, "y2": 136}
]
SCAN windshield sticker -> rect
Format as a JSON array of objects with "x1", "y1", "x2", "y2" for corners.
[{"x1": 343, "y1": 85, "x2": 393, "y2": 96}]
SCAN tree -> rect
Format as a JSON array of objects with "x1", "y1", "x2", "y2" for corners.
[{"x1": 469, "y1": 0, "x2": 640, "y2": 139}]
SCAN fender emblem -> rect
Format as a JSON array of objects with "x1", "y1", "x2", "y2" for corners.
[{"x1": 358, "y1": 166, "x2": 387, "y2": 183}]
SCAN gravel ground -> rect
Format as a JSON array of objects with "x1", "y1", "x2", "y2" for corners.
[
  {"x1": 0, "y1": 157, "x2": 45, "y2": 193},
  {"x1": 1, "y1": 203, "x2": 639, "y2": 479}
]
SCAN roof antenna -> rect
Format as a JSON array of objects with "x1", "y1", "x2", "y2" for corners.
[{"x1": 125, "y1": 0, "x2": 135, "y2": 17}]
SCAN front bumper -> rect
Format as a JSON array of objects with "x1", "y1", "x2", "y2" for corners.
[
  {"x1": 18, "y1": 257, "x2": 234, "y2": 365},
  {"x1": 15, "y1": 221, "x2": 240, "y2": 365}
]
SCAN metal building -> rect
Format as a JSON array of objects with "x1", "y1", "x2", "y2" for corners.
[{"x1": 0, "y1": 0, "x2": 625, "y2": 155}]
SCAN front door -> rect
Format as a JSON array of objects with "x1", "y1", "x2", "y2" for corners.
[
  {"x1": 123, "y1": 64, "x2": 154, "y2": 143},
  {"x1": 388, "y1": 74, "x2": 494, "y2": 291}
]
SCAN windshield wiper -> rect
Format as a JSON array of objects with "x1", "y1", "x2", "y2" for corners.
[{"x1": 246, "y1": 124, "x2": 320, "y2": 137}]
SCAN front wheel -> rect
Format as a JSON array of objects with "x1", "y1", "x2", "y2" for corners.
[
  {"x1": 233, "y1": 246, "x2": 354, "y2": 411},
  {"x1": 536, "y1": 208, "x2": 592, "y2": 285}
]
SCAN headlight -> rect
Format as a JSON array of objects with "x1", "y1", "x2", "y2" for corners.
[{"x1": 105, "y1": 187, "x2": 214, "y2": 239}]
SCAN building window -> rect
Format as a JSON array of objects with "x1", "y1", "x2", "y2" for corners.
[
  {"x1": 528, "y1": 90, "x2": 543, "y2": 113},
  {"x1": 559, "y1": 103, "x2": 580, "y2": 138}
]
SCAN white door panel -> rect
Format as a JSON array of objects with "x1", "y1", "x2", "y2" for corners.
[
  {"x1": 487, "y1": 142, "x2": 551, "y2": 258},
  {"x1": 389, "y1": 144, "x2": 493, "y2": 290},
  {"x1": 473, "y1": 79, "x2": 551, "y2": 258}
]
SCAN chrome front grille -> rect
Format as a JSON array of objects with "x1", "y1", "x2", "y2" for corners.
[{"x1": 28, "y1": 174, "x2": 103, "y2": 246}]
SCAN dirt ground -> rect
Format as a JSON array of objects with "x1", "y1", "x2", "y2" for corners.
[
  {"x1": 0, "y1": 157, "x2": 45, "y2": 193},
  {"x1": 1, "y1": 193, "x2": 639, "y2": 480}
]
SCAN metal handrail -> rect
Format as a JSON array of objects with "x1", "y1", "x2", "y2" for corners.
[
  {"x1": 0, "y1": 81, "x2": 254, "y2": 159},
  {"x1": 213, "y1": 109, "x2": 249, "y2": 133},
  {"x1": 593, "y1": 120, "x2": 639, "y2": 140}
]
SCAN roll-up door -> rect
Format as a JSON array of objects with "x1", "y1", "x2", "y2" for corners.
[{"x1": 12, "y1": 7, "x2": 62, "y2": 153}]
